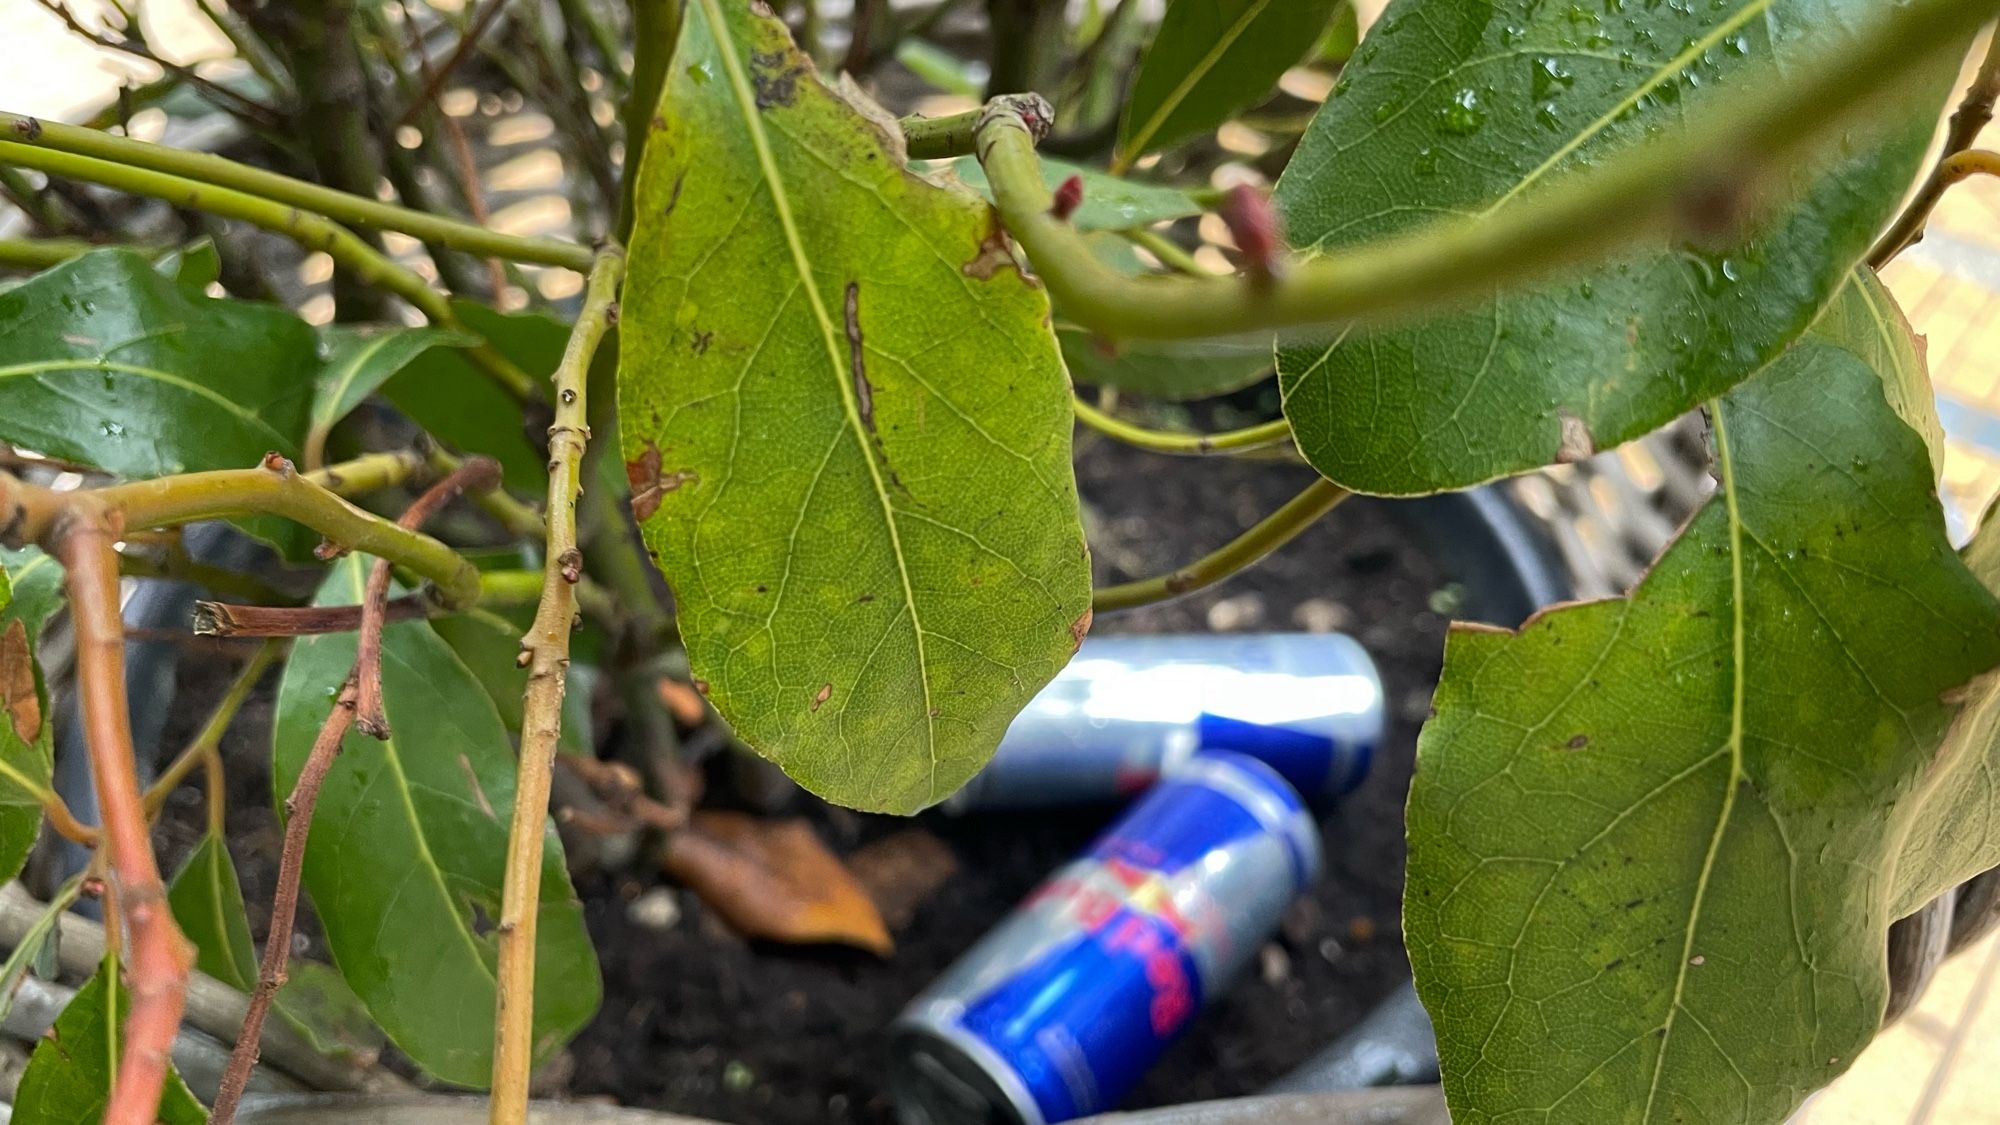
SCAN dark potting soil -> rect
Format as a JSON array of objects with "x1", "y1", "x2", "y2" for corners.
[
  {"x1": 562, "y1": 432, "x2": 1451, "y2": 1124},
  {"x1": 143, "y1": 424, "x2": 1451, "y2": 1124}
]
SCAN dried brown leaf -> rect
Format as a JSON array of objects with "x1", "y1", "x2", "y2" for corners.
[
  {"x1": 0, "y1": 620, "x2": 39, "y2": 744},
  {"x1": 662, "y1": 812, "x2": 893, "y2": 956}
]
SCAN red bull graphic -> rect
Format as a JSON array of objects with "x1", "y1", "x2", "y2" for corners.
[{"x1": 890, "y1": 753, "x2": 1322, "y2": 1125}]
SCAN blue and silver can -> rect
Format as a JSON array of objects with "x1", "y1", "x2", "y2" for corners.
[
  {"x1": 947, "y1": 633, "x2": 1382, "y2": 811},
  {"x1": 890, "y1": 752, "x2": 1322, "y2": 1125}
]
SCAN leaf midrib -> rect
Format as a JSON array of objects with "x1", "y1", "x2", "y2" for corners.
[
  {"x1": 0, "y1": 359, "x2": 294, "y2": 451},
  {"x1": 1640, "y1": 400, "x2": 1749, "y2": 1122},
  {"x1": 313, "y1": 330, "x2": 416, "y2": 435},
  {"x1": 1120, "y1": 0, "x2": 1276, "y2": 167},
  {"x1": 695, "y1": 0, "x2": 940, "y2": 797},
  {"x1": 1480, "y1": 0, "x2": 1777, "y2": 218}
]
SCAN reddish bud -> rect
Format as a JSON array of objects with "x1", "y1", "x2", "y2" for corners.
[
  {"x1": 1219, "y1": 185, "x2": 1284, "y2": 284},
  {"x1": 1050, "y1": 174, "x2": 1085, "y2": 222}
]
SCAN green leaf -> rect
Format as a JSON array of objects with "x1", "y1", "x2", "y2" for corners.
[
  {"x1": 0, "y1": 249, "x2": 322, "y2": 554},
  {"x1": 168, "y1": 833, "x2": 259, "y2": 989},
  {"x1": 14, "y1": 958, "x2": 208, "y2": 1125},
  {"x1": 1060, "y1": 329, "x2": 1272, "y2": 401},
  {"x1": 167, "y1": 831, "x2": 387, "y2": 1061},
  {"x1": 273, "y1": 959, "x2": 386, "y2": 1061},
  {"x1": 0, "y1": 248, "x2": 315, "y2": 478},
  {"x1": 1403, "y1": 274, "x2": 2000, "y2": 1122},
  {"x1": 432, "y1": 608, "x2": 590, "y2": 755},
  {"x1": 0, "y1": 875, "x2": 84, "y2": 1027},
  {"x1": 157, "y1": 238, "x2": 221, "y2": 296},
  {"x1": 944, "y1": 155, "x2": 1202, "y2": 232},
  {"x1": 0, "y1": 548, "x2": 59, "y2": 885},
  {"x1": 1315, "y1": 0, "x2": 1360, "y2": 66},
  {"x1": 307, "y1": 325, "x2": 473, "y2": 468},
  {"x1": 1272, "y1": 0, "x2": 1962, "y2": 495},
  {"x1": 383, "y1": 300, "x2": 562, "y2": 496},
  {"x1": 272, "y1": 557, "x2": 598, "y2": 1086},
  {"x1": 621, "y1": 0, "x2": 1093, "y2": 814},
  {"x1": 1117, "y1": 0, "x2": 1343, "y2": 164}
]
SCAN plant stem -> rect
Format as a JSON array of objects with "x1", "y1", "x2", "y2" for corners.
[
  {"x1": 0, "y1": 236, "x2": 97, "y2": 269},
  {"x1": 209, "y1": 691, "x2": 356, "y2": 1125},
  {"x1": 55, "y1": 500, "x2": 194, "y2": 1125},
  {"x1": 117, "y1": 547, "x2": 288, "y2": 603},
  {"x1": 307, "y1": 448, "x2": 428, "y2": 496},
  {"x1": 620, "y1": 0, "x2": 684, "y2": 241},
  {"x1": 1092, "y1": 478, "x2": 1349, "y2": 612},
  {"x1": 210, "y1": 463, "x2": 482, "y2": 1123},
  {"x1": 122, "y1": 460, "x2": 480, "y2": 608},
  {"x1": 141, "y1": 640, "x2": 285, "y2": 825},
  {"x1": 0, "y1": 755, "x2": 97, "y2": 846},
  {"x1": 1073, "y1": 397, "x2": 1292, "y2": 455},
  {"x1": 353, "y1": 457, "x2": 501, "y2": 733},
  {"x1": 984, "y1": 0, "x2": 1068, "y2": 95},
  {"x1": 0, "y1": 140, "x2": 537, "y2": 399},
  {"x1": 490, "y1": 246, "x2": 624, "y2": 1125},
  {"x1": 976, "y1": 0, "x2": 1998, "y2": 340},
  {"x1": 394, "y1": 0, "x2": 514, "y2": 128},
  {"x1": 0, "y1": 112, "x2": 592, "y2": 272},
  {"x1": 1872, "y1": 31, "x2": 2000, "y2": 266},
  {"x1": 901, "y1": 107, "x2": 990, "y2": 160},
  {"x1": 1120, "y1": 227, "x2": 1215, "y2": 277}
]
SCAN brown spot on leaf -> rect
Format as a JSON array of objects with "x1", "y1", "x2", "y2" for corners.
[
  {"x1": 1, "y1": 620, "x2": 41, "y2": 744},
  {"x1": 1555, "y1": 410, "x2": 1595, "y2": 465},
  {"x1": 751, "y1": 49, "x2": 808, "y2": 109},
  {"x1": 1069, "y1": 608, "x2": 1093, "y2": 654},
  {"x1": 1566, "y1": 734, "x2": 1590, "y2": 750},
  {"x1": 627, "y1": 442, "x2": 697, "y2": 521},
  {"x1": 963, "y1": 210, "x2": 1024, "y2": 281},
  {"x1": 811, "y1": 683, "x2": 833, "y2": 712},
  {"x1": 844, "y1": 282, "x2": 876, "y2": 434}
]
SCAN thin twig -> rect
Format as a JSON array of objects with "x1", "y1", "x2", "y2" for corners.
[
  {"x1": 54, "y1": 498, "x2": 193, "y2": 1125},
  {"x1": 193, "y1": 596, "x2": 432, "y2": 638},
  {"x1": 352, "y1": 456, "x2": 501, "y2": 735},
  {"x1": 394, "y1": 0, "x2": 515, "y2": 129},
  {"x1": 205, "y1": 680, "x2": 357, "y2": 1125},
  {"x1": 29, "y1": 0, "x2": 285, "y2": 127},
  {"x1": 0, "y1": 138, "x2": 537, "y2": 399},
  {"x1": 1072, "y1": 397, "x2": 1291, "y2": 456},
  {"x1": 141, "y1": 640, "x2": 286, "y2": 824},
  {"x1": 208, "y1": 459, "x2": 495, "y2": 1124},
  {"x1": 0, "y1": 111, "x2": 592, "y2": 271},
  {"x1": 975, "y1": 0, "x2": 1998, "y2": 340},
  {"x1": 394, "y1": 0, "x2": 509, "y2": 295},
  {"x1": 490, "y1": 245, "x2": 624, "y2": 1125},
  {"x1": 1871, "y1": 31, "x2": 2000, "y2": 267},
  {"x1": 1092, "y1": 478, "x2": 1350, "y2": 612},
  {"x1": 0, "y1": 453, "x2": 481, "y2": 609}
]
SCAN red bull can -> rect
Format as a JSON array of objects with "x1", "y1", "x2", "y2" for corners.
[
  {"x1": 946, "y1": 633, "x2": 1381, "y2": 811},
  {"x1": 889, "y1": 751, "x2": 1322, "y2": 1125}
]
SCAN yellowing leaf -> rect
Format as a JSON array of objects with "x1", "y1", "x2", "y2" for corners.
[{"x1": 619, "y1": 0, "x2": 1092, "y2": 814}]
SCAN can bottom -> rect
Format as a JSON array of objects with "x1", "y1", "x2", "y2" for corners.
[{"x1": 887, "y1": 1021, "x2": 1041, "y2": 1125}]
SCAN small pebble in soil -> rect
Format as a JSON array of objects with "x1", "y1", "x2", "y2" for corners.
[
  {"x1": 724, "y1": 1061, "x2": 755, "y2": 1092},
  {"x1": 1319, "y1": 937, "x2": 1345, "y2": 964},
  {"x1": 1347, "y1": 916, "x2": 1378, "y2": 946},
  {"x1": 1260, "y1": 943, "x2": 1292, "y2": 985},
  {"x1": 1205, "y1": 593, "x2": 1266, "y2": 632},
  {"x1": 1291, "y1": 597, "x2": 1354, "y2": 634},
  {"x1": 629, "y1": 887, "x2": 682, "y2": 931}
]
